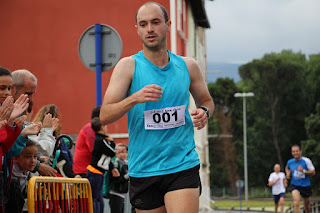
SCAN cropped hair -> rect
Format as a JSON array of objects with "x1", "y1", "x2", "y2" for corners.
[
  {"x1": 292, "y1": 144, "x2": 301, "y2": 150},
  {"x1": 91, "y1": 106, "x2": 101, "y2": 119},
  {"x1": 25, "y1": 139, "x2": 37, "y2": 148},
  {"x1": 116, "y1": 143, "x2": 128, "y2": 152},
  {"x1": 11, "y1": 69, "x2": 37, "y2": 91},
  {"x1": 91, "y1": 117, "x2": 102, "y2": 133},
  {"x1": 136, "y1": 2, "x2": 169, "y2": 23},
  {"x1": 0, "y1": 66, "x2": 11, "y2": 77}
]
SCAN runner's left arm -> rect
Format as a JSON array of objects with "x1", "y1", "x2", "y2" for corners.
[{"x1": 184, "y1": 57, "x2": 214, "y2": 130}]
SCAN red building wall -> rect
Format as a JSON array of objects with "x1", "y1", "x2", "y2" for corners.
[
  {"x1": 175, "y1": 0, "x2": 189, "y2": 56},
  {"x1": 0, "y1": 0, "x2": 174, "y2": 138}
]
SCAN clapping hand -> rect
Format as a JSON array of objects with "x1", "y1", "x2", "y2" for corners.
[
  {"x1": 42, "y1": 114, "x2": 60, "y2": 132},
  {"x1": 14, "y1": 115, "x2": 27, "y2": 129},
  {"x1": 52, "y1": 117, "x2": 60, "y2": 132},
  {"x1": 42, "y1": 113, "x2": 53, "y2": 128},
  {"x1": 0, "y1": 96, "x2": 14, "y2": 126},
  {"x1": 21, "y1": 122, "x2": 42, "y2": 137},
  {"x1": 8, "y1": 94, "x2": 29, "y2": 126}
]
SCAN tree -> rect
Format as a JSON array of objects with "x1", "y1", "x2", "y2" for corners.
[
  {"x1": 239, "y1": 50, "x2": 307, "y2": 169},
  {"x1": 302, "y1": 103, "x2": 320, "y2": 194},
  {"x1": 305, "y1": 54, "x2": 320, "y2": 112},
  {"x1": 208, "y1": 78, "x2": 240, "y2": 193},
  {"x1": 209, "y1": 50, "x2": 320, "y2": 195},
  {"x1": 298, "y1": 54, "x2": 320, "y2": 195}
]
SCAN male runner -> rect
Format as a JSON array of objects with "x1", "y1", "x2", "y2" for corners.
[
  {"x1": 100, "y1": 2, "x2": 214, "y2": 213},
  {"x1": 286, "y1": 145, "x2": 315, "y2": 213}
]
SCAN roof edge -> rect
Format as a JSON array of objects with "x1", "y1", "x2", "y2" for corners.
[{"x1": 189, "y1": 0, "x2": 210, "y2": 28}]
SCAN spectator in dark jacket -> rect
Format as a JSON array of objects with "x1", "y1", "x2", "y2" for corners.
[{"x1": 87, "y1": 117, "x2": 119, "y2": 213}]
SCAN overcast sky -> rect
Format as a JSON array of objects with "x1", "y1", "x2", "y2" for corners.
[{"x1": 205, "y1": 0, "x2": 320, "y2": 64}]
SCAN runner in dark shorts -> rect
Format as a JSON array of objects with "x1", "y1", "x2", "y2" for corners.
[
  {"x1": 273, "y1": 193, "x2": 285, "y2": 204},
  {"x1": 289, "y1": 185, "x2": 312, "y2": 198},
  {"x1": 130, "y1": 165, "x2": 201, "y2": 210},
  {"x1": 286, "y1": 145, "x2": 316, "y2": 213}
]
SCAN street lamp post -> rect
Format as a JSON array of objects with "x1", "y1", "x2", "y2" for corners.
[{"x1": 234, "y1": 92, "x2": 254, "y2": 201}]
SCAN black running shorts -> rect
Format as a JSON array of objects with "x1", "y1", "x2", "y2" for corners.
[
  {"x1": 289, "y1": 184, "x2": 312, "y2": 198},
  {"x1": 129, "y1": 164, "x2": 201, "y2": 210}
]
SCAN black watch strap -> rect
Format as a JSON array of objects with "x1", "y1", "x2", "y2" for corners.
[{"x1": 198, "y1": 106, "x2": 210, "y2": 118}]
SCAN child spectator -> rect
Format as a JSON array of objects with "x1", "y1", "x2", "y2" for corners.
[
  {"x1": 87, "y1": 117, "x2": 118, "y2": 213},
  {"x1": 29, "y1": 104, "x2": 60, "y2": 157},
  {"x1": 5, "y1": 139, "x2": 38, "y2": 213},
  {"x1": 109, "y1": 143, "x2": 129, "y2": 213},
  {"x1": 31, "y1": 104, "x2": 80, "y2": 178}
]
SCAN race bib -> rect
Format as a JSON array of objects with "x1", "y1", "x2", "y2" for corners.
[
  {"x1": 97, "y1": 154, "x2": 111, "y2": 170},
  {"x1": 144, "y1": 105, "x2": 186, "y2": 130},
  {"x1": 293, "y1": 170, "x2": 305, "y2": 179}
]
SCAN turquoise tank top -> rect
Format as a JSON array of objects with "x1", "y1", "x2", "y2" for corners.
[{"x1": 127, "y1": 50, "x2": 200, "y2": 178}]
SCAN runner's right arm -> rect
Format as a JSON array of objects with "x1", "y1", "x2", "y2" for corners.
[
  {"x1": 100, "y1": 57, "x2": 162, "y2": 125},
  {"x1": 285, "y1": 166, "x2": 291, "y2": 179}
]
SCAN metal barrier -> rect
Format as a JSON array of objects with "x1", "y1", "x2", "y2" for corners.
[
  {"x1": 28, "y1": 176, "x2": 93, "y2": 213},
  {"x1": 311, "y1": 201, "x2": 320, "y2": 213},
  {"x1": 285, "y1": 201, "x2": 320, "y2": 213}
]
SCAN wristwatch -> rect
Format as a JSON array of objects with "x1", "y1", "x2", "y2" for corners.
[
  {"x1": 198, "y1": 106, "x2": 210, "y2": 118},
  {"x1": 303, "y1": 169, "x2": 307, "y2": 174}
]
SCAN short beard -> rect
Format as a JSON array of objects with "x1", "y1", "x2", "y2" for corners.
[{"x1": 142, "y1": 36, "x2": 166, "y2": 51}]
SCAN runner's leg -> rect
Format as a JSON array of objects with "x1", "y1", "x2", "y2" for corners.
[
  {"x1": 275, "y1": 203, "x2": 279, "y2": 213},
  {"x1": 279, "y1": 197, "x2": 284, "y2": 213},
  {"x1": 292, "y1": 190, "x2": 301, "y2": 213},
  {"x1": 303, "y1": 197, "x2": 311, "y2": 213},
  {"x1": 164, "y1": 188, "x2": 199, "y2": 213}
]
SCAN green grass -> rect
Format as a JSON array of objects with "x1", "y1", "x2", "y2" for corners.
[{"x1": 213, "y1": 200, "x2": 293, "y2": 208}]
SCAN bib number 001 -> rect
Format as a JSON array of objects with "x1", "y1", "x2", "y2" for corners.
[
  {"x1": 144, "y1": 105, "x2": 186, "y2": 130},
  {"x1": 153, "y1": 111, "x2": 177, "y2": 123}
]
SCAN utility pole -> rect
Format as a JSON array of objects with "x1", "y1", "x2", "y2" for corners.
[{"x1": 234, "y1": 92, "x2": 254, "y2": 201}]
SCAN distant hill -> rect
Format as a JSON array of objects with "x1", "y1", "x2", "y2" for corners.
[{"x1": 206, "y1": 62, "x2": 242, "y2": 83}]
